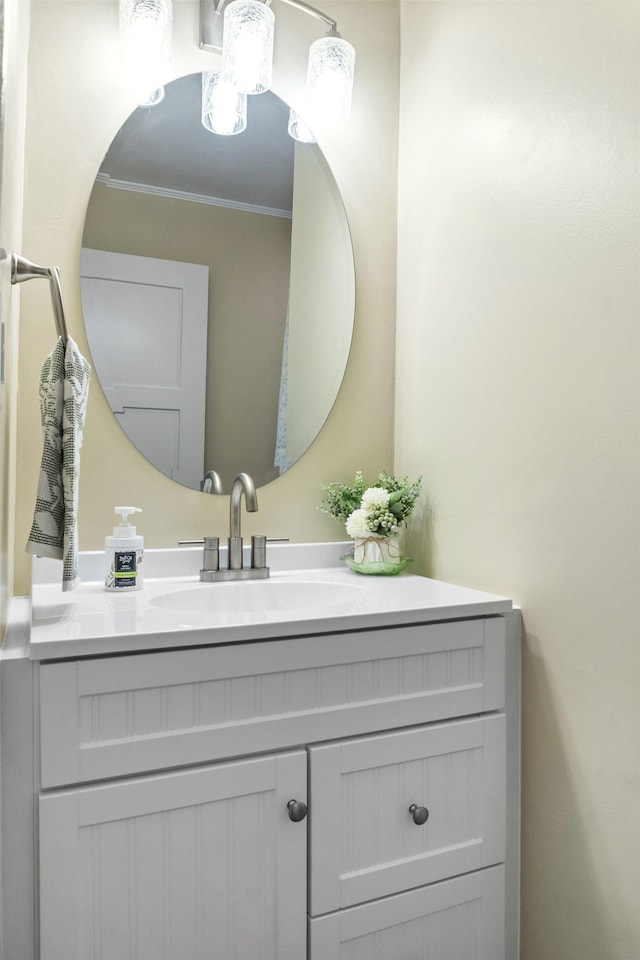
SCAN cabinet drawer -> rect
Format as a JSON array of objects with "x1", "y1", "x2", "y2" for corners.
[
  {"x1": 309, "y1": 715, "x2": 506, "y2": 915},
  {"x1": 39, "y1": 618, "x2": 505, "y2": 787},
  {"x1": 309, "y1": 865, "x2": 505, "y2": 960}
]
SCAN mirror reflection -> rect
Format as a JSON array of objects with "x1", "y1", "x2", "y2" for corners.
[{"x1": 81, "y1": 73, "x2": 355, "y2": 492}]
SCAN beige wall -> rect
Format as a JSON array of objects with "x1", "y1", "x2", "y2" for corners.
[
  {"x1": 15, "y1": 0, "x2": 399, "y2": 595},
  {"x1": 83, "y1": 182, "x2": 292, "y2": 488},
  {"x1": 397, "y1": 2, "x2": 640, "y2": 958},
  {"x1": 0, "y1": 0, "x2": 29, "y2": 636}
]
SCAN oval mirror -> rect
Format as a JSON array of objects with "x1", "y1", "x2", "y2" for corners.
[{"x1": 80, "y1": 72, "x2": 355, "y2": 493}]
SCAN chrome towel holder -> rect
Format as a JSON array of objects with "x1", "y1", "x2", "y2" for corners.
[{"x1": 8, "y1": 252, "x2": 69, "y2": 344}]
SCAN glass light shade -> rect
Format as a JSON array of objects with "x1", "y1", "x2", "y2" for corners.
[
  {"x1": 287, "y1": 109, "x2": 316, "y2": 144},
  {"x1": 201, "y1": 72, "x2": 247, "y2": 136},
  {"x1": 120, "y1": 0, "x2": 172, "y2": 88},
  {"x1": 222, "y1": 0, "x2": 275, "y2": 95},
  {"x1": 139, "y1": 86, "x2": 165, "y2": 107},
  {"x1": 306, "y1": 34, "x2": 355, "y2": 127}
]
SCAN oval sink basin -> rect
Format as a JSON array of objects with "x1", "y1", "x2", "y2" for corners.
[{"x1": 150, "y1": 579, "x2": 367, "y2": 616}]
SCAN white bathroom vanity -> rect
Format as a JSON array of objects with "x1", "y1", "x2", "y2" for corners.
[{"x1": 2, "y1": 543, "x2": 520, "y2": 959}]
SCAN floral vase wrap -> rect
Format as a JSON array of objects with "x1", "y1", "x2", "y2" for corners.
[
  {"x1": 354, "y1": 535, "x2": 401, "y2": 565},
  {"x1": 344, "y1": 534, "x2": 412, "y2": 576}
]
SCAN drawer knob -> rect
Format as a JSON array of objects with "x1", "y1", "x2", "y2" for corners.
[
  {"x1": 409, "y1": 803, "x2": 429, "y2": 825},
  {"x1": 287, "y1": 799, "x2": 308, "y2": 822}
]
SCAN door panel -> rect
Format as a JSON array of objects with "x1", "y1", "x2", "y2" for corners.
[{"x1": 40, "y1": 751, "x2": 307, "y2": 960}]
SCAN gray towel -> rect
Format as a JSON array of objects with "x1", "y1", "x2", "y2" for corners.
[{"x1": 26, "y1": 336, "x2": 91, "y2": 591}]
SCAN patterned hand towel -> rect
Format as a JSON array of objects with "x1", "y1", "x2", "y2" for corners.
[{"x1": 26, "y1": 336, "x2": 91, "y2": 591}]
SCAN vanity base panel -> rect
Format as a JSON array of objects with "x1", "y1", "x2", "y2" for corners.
[
  {"x1": 28, "y1": 605, "x2": 519, "y2": 960},
  {"x1": 39, "y1": 617, "x2": 505, "y2": 788},
  {"x1": 309, "y1": 865, "x2": 505, "y2": 960}
]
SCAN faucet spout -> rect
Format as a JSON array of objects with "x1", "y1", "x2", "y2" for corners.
[
  {"x1": 201, "y1": 469, "x2": 223, "y2": 495},
  {"x1": 229, "y1": 472, "x2": 258, "y2": 568}
]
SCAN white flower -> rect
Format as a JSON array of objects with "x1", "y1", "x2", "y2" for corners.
[
  {"x1": 345, "y1": 508, "x2": 371, "y2": 538},
  {"x1": 361, "y1": 487, "x2": 390, "y2": 510}
]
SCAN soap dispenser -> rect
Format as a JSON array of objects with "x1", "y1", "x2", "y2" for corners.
[{"x1": 105, "y1": 506, "x2": 144, "y2": 591}]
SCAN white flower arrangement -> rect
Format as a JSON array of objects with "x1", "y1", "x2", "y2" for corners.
[
  {"x1": 345, "y1": 508, "x2": 371, "y2": 539},
  {"x1": 361, "y1": 487, "x2": 390, "y2": 511},
  {"x1": 320, "y1": 471, "x2": 422, "y2": 540}
]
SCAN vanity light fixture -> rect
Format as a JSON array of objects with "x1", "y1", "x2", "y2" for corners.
[
  {"x1": 201, "y1": 71, "x2": 248, "y2": 135},
  {"x1": 139, "y1": 86, "x2": 166, "y2": 107},
  {"x1": 222, "y1": 0, "x2": 275, "y2": 95},
  {"x1": 305, "y1": 29, "x2": 355, "y2": 126},
  {"x1": 200, "y1": 0, "x2": 355, "y2": 142},
  {"x1": 287, "y1": 109, "x2": 316, "y2": 143},
  {"x1": 120, "y1": 0, "x2": 173, "y2": 104}
]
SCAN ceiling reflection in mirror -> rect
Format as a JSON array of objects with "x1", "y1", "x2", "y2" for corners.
[{"x1": 81, "y1": 73, "x2": 355, "y2": 493}]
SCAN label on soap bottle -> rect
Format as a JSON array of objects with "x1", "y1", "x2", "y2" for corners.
[
  {"x1": 113, "y1": 550, "x2": 137, "y2": 588},
  {"x1": 105, "y1": 546, "x2": 143, "y2": 590}
]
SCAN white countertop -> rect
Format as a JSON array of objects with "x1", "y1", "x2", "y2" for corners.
[{"x1": 29, "y1": 543, "x2": 512, "y2": 660}]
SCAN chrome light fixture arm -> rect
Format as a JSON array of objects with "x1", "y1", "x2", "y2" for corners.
[
  {"x1": 276, "y1": 0, "x2": 337, "y2": 33},
  {"x1": 200, "y1": 0, "x2": 338, "y2": 52}
]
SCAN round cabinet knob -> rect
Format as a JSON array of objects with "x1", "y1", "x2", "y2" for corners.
[
  {"x1": 287, "y1": 799, "x2": 308, "y2": 822},
  {"x1": 409, "y1": 803, "x2": 429, "y2": 825}
]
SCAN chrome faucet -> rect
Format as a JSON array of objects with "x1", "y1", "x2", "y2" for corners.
[
  {"x1": 228, "y1": 472, "x2": 258, "y2": 569},
  {"x1": 190, "y1": 472, "x2": 270, "y2": 582},
  {"x1": 200, "y1": 469, "x2": 223, "y2": 495}
]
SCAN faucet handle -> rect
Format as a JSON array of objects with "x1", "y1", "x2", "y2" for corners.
[
  {"x1": 204, "y1": 536, "x2": 219, "y2": 555},
  {"x1": 200, "y1": 536, "x2": 220, "y2": 582},
  {"x1": 251, "y1": 535, "x2": 268, "y2": 570}
]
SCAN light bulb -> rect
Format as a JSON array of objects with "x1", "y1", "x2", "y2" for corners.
[
  {"x1": 222, "y1": 0, "x2": 275, "y2": 95},
  {"x1": 306, "y1": 33, "x2": 355, "y2": 128},
  {"x1": 201, "y1": 72, "x2": 247, "y2": 136}
]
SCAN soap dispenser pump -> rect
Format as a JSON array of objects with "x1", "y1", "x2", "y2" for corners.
[{"x1": 105, "y1": 506, "x2": 144, "y2": 591}]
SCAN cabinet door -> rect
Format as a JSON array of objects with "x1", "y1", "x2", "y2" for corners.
[
  {"x1": 309, "y1": 865, "x2": 505, "y2": 960},
  {"x1": 40, "y1": 751, "x2": 307, "y2": 960},
  {"x1": 309, "y1": 716, "x2": 505, "y2": 915}
]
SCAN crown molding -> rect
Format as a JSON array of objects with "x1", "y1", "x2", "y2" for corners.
[{"x1": 95, "y1": 173, "x2": 292, "y2": 220}]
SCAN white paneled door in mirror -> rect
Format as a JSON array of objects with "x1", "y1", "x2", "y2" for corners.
[{"x1": 81, "y1": 249, "x2": 208, "y2": 489}]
